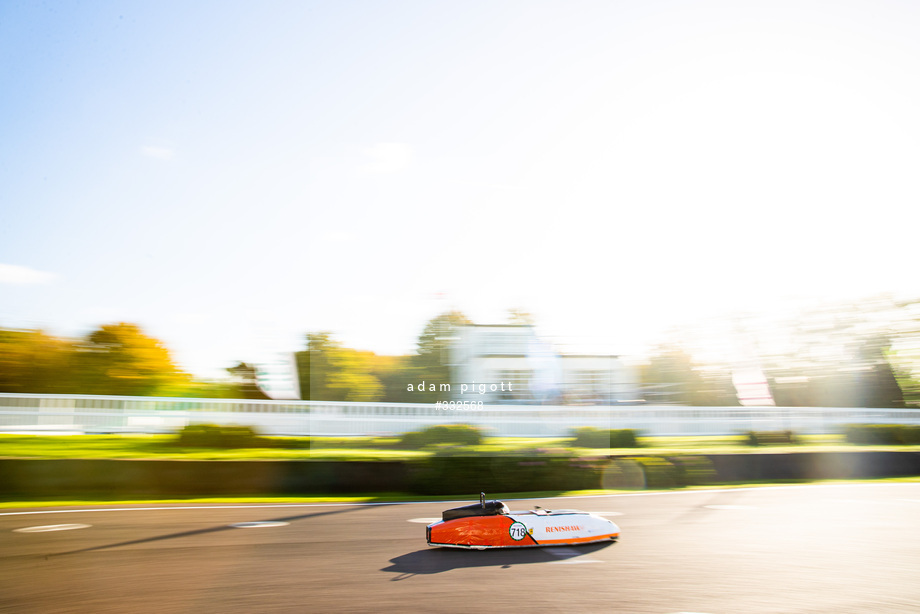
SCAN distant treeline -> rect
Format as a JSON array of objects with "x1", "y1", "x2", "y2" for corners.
[
  {"x1": 0, "y1": 323, "x2": 265, "y2": 399},
  {"x1": 636, "y1": 344, "x2": 907, "y2": 409},
  {"x1": 2, "y1": 297, "x2": 918, "y2": 407}
]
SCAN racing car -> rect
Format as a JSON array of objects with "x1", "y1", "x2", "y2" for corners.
[{"x1": 426, "y1": 493, "x2": 620, "y2": 549}]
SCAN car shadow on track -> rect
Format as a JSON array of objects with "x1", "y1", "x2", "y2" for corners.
[
  {"x1": 51, "y1": 506, "x2": 367, "y2": 557},
  {"x1": 382, "y1": 542, "x2": 616, "y2": 580}
]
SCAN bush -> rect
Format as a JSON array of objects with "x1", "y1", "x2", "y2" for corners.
[
  {"x1": 408, "y1": 452, "x2": 604, "y2": 495},
  {"x1": 668, "y1": 455, "x2": 717, "y2": 485},
  {"x1": 746, "y1": 430, "x2": 797, "y2": 446},
  {"x1": 625, "y1": 456, "x2": 678, "y2": 488},
  {"x1": 600, "y1": 459, "x2": 646, "y2": 489},
  {"x1": 175, "y1": 424, "x2": 269, "y2": 448},
  {"x1": 397, "y1": 424, "x2": 483, "y2": 449},
  {"x1": 571, "y1": 427, "x2": 640, "y2": 448},
  {"x1": 899, "y1": 426, "x2": 920, "y2": 444},
  {"x1": 845, "y1": 424, "x2": 920, "y2": 445},
  {"x1": 408, "y1": 450, "x2": 716, "y2": 494}
]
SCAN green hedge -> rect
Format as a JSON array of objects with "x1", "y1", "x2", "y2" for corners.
[
  {"x1": 902, "y1": 426, "x2": 920, "y2": 444},
  {"x1": 626, "y1": 456, "x2": 677, "y2": 487},
  {"x1": 175, "y1": 424, "x2": 271, "y2": 449},
  {"x1": 669, "y1": 455, "x2": 717, "y2": 485},
  {"x1": 845, "y1": 424, "x2": 920, "y2": 445},
  {"x1": 571, "y1": 427, "x2": 640, "y2": 448},
  {"x1": 600, "y1": 456, "x2": 715, "y2": 489},
  {"x1": 408, "y1": 452, "x2": 603, "y2": 495},
  {"x1": 396, "y1": 424, "x2": 483, "y2": 449},
  {"x1": 408, "y1": 451, "x2": 716, "y2": 494},
  {"x1": 746, "y1": 430, "x2": 797, "y2": 446}
]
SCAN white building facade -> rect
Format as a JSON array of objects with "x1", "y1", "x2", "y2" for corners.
[{"x1": 449, "y1": 324, "x2": 638, "y2": 405}]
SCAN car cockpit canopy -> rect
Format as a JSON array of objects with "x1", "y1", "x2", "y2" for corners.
[{"x1": 440, "y1": 492, "x2": 510, "y2": 521}]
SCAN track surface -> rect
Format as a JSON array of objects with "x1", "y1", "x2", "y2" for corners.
[{"x1": 3, "y1": 484, "x2": 920, "y2": 613}]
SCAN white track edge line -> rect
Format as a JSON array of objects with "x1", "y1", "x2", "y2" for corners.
[{"x1": 0, "y1": 482, "x2": 915, "y2": 516}]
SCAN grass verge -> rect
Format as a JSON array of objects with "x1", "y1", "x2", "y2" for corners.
[{"x1": 3, "y1": 433, "x2": 920, "y2": 461}]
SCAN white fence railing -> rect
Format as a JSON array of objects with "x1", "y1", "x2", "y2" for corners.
[{"x1": 2, "y1": 393, "x2": 920, "y2": 437}]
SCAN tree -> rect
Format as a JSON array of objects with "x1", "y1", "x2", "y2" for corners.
[
  {"x1": 226, "y1": 362, "x2": 270, "y2": 400},
  {"x1": 756, "y1": 299, "x2": 910, "y2": 407},
  {"x1": 0, "y1": 328, "x2": 75, "y2": 393},
  {"x1": 854, "y1": 336, "x2": 905, "y2": 408},
  {"x1": 367, "y1": 353, "x2": 415, "y2": 403},
  {"x1": 296, "y1": 332, "x2": 331, "y2": 401},
  {"x1": 691, "y1": 369, "x2": 740, "y2": 406},
  {"x1": 411, "y1": 311, "x2": 471, "y2": 402},
  {"x1": 638, "y1": 347, "x2": 705, "y2": 405},
  {"x1": 72, "y1": 323, "x2": 190, "y2": 396},
  {"x1": 666, "y1": 295, "x2": 918, "y2": 407},
  {"x1": 507, "y1": 308, "x2": 536, "y2": 326},
  {"x1": 0, "y1": 324, "x2": 250, "y2": 398},
  {"x1": 295, "y1": 312, "x2": 473, "y2": 403},
  {"x1": 295, "y1": 332, "x2": 383, "y2": 401}
]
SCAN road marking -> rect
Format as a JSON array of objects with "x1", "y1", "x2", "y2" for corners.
[
  {"x1": 703, "y1": 505, "x2": 754, "y2": 510},
  {"x1": 1, "y1": 483, "x2": 916, "y2": 517},
  {"x1": 545, "y1": 547, "x2": 604, "y2": 564},
  {"x1": 546, "y1": 547, "x2": 583, "y2": 556},
  {"x1": 407, "y1": 517, "x2": 440, "y2": 524},
  {"x1": 13, "y1": 524, "x2": 91, "y2": 533},
  {"x1": 229, "y1": 521, "x2": 289, "y2": 528}
]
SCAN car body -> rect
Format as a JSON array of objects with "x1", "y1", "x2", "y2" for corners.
[{"x1": 426, "y1": 494, "x2": 620, "y2": 549}]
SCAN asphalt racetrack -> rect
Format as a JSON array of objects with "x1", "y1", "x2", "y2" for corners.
[{"x1": 3, "y1": 483, "x2": 920, "y2": 613}]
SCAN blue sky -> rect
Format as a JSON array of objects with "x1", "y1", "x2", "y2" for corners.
[{"x1": 3, "y1": 0, "x2": 920, "y2": 378}]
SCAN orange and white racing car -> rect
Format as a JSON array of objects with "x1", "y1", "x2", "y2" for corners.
[{"x1": 426, "y1": 493, "x2": 620, "y2": 549}]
